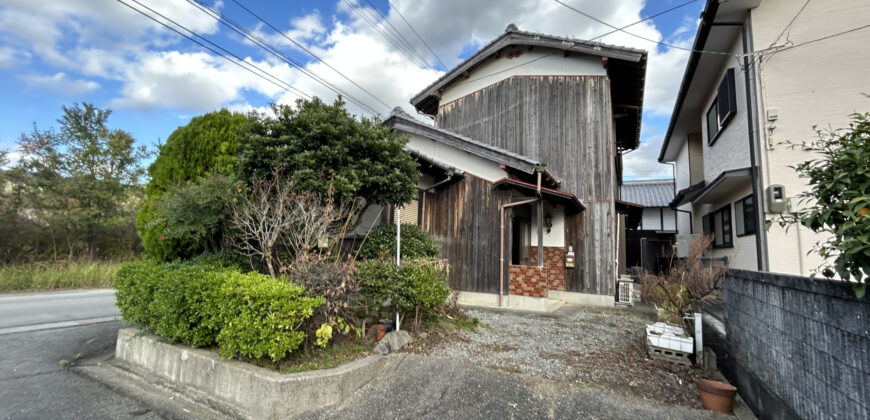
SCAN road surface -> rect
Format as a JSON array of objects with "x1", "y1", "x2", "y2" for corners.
[{"x1": 0, "y1": 289, "x2": 119, "y2": 331}]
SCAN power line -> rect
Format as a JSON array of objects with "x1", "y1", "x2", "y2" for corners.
[
  {"x1": 187, "y1": 0, "x2": 381, "y2": 115},
  {"x1": 114, "y1": 0, "x2": 311, "y2": 101},
  {"x1": 591, "y1": 0, "x2": 699, "y2": 41},
  {"x1": 386, "y1": 0, "x2": 448, "y2": 69},
  {"x1": 361, "y1": 0, "x2": 432, "y2": 68},
  {"x1": 341, "y1": 0, "x2": 431, "y2": 69},
  {"x1": 553, "y1": 0, "x2": 736, "y2": 57},
  {"x1": 230, "y1": 0, "x2": 392, "y2": 111}
]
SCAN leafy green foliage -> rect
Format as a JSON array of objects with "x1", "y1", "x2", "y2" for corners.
[
  {"x1": 359, "y1": 223, "x2": 441, "y2": 260},
  {"x1": 145, "y1": 173, "x2": 242, "y2": 257},
  {"x1": 215, "y1": 272, "x2": 323, "y2": 361},
  {"x1": 6, "y1": 103, "x2": 148, "y2": 261},
  {"x1": 779, "y1": 112, "x2": 870, "y2": 294},
  {"x1": 138, "y1": 110, "x2": 249, "y2": 260},
  {"x1": 114, "y1": 259, "x2": 323, "y2": 361},
  {"x1": 238, "y1": 98, "x2": 419, "y2": 207},
  {"x1": 357, "y1": 258, "x2": 451, "y2": 314}
]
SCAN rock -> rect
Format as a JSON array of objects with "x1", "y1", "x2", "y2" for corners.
[
  {"x1": 374, "y1": 341, "x2": 390, "y2": 355},
  {"x1": 374, "y1": 330, "x2": 413, "y2": 355}
]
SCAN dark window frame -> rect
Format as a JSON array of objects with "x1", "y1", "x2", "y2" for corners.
[
  {"x1": 706, "y1": 68, "x2": 738, "y2": 146},
  {"x1": 708, "y1": 204, "x2": 733, "y2": 248},
  {"x1": 735, "y1": 194, "x2": 757, "y2": 237}
]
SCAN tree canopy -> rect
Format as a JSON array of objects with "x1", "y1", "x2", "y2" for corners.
[
  {"x1": 238, "y1": 98, "x2": 419, "y2": 207},
  {"x1": 137, "y1": 109, "x2": 249, "y2": 260}
]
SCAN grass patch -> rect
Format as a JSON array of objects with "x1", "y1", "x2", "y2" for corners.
[
  {"x1": 278, "y1": 341, "x2": 369, "y2": 374},
  {"x1": 424, "y1": 314, "x2": 480, "y2": 333},
  {"x1": 0, "y1": 260, "x2": 123, "y2": 292}
]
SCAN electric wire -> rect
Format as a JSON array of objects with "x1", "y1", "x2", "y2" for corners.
[
  {"x1": 386, "y1": 0, "x2": 448, "y2": 69},
  {"x1": 362, "y1": 0, "x2": 432, "y2": 68},
  {"x1": 230, "y1": 0, "x2": 393, "y2": 111},
  {"x1": 341, "y1": 0, "x2": 431, "y2": 69},
  {"x1": 187, "y1": 0, "x2": 381, "y2": 115},
  {"x1": 114, "y1": 0, "x2": 311, "y2": 101},
  {"x1": 590, "y1": 0, "x2": 699, "y2": 41},
  {"x1": 554, "y1": 0, "x2": 736, "y2": 57}
]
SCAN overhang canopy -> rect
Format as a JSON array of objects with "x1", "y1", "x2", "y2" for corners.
[
  {"x1": 493, "y1": 178, "x2": 585, "y2": 212},
  {"x1": 692, "y1": 167, "x2": 752, "y2": 204},
  {"x1": 670, "y1": 181, "x2": 706, "y2": 208}
]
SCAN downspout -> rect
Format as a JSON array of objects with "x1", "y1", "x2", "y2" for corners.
[
  {"x1": 419, "y1": 170, "x2": 456, "y2": 231},
  {"x1": 536, "y1": 171, "x2": 546, "y2": 298},
  {"x1": 499, "y1": 197, "x2": 538, "y2": 307},
  {"x1": 707, "y1": 17, "x2": 768, "y2": 271}
]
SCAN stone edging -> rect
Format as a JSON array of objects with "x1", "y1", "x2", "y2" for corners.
[{"x1": 115, "y1": 328, "x2": 392, "y2": 419}]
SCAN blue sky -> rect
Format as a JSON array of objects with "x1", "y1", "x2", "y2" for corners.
[{"x1": 0, "y1": 0, "x2": 704, "y2": 179}]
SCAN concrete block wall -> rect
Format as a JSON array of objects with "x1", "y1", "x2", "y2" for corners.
[{"x1": 723, "y1": 270, "x2": 869, "y2": 419}]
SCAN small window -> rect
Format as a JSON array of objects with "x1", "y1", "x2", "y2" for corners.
[
  {"x1": 706, "y1": 68, "x2": 737, "y2": 145},
  {"x1": 734, "y1": 195, "x2": 756, "y2": 236},
  {"x1": 707, "y1": 205, "x2": 733, "y2": 248}
]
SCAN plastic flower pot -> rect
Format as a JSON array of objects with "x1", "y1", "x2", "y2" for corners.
[
  {"x1": 697, "y1": 379, "x2": 737, "y2": 413},
  {"x1": 373, "y1": 324, "x2": 387, "y2": 342}
]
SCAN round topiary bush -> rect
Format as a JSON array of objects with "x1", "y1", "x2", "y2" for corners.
[{"x1": 358, "y1": 223, "x2": 440, "y2": 260}]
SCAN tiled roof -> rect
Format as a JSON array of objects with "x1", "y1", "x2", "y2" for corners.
[{"x1": 620, "y1": 180, "x2": 675, "y2": 208}]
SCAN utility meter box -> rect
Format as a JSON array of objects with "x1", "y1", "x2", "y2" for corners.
[
  {"x1": 766, "y1": 185, "x2": 787, "y2": 213},
  {"x1": 565, "y1": 246, "x2": 575, "y2": 268}
]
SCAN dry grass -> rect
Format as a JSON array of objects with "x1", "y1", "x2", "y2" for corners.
[{"x1": 0, "y1": 260, "x2": 122, "y2": 292}]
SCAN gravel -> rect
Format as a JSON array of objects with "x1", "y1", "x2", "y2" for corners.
[{"x1": 426, "y1": 305, "x2": 719, "y2": 409}]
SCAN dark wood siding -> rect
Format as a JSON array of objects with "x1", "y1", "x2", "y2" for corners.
[
  {"x1": 422, "y1": 176, "x2": 512, "y2": 293},
  {"x1": 436, "y1": 76, "x2": 617, "y2": 296}
]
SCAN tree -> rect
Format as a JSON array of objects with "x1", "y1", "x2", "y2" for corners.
[
  {"x1": 137, "y1": 109, "x2": 249, "y2": 260},
  {"x1": 11, "y1": 103, "x2": 149, "y2": 259},
  {"x1": 238, "y1": 98, "x2": 419, "y2": 226},
  {"x1": 777, "y1": 111, "x2": 870, "y2": 297}
]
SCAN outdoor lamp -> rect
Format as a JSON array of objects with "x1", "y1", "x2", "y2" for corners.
[{"x1": 544, "y1": 213, "x2": 552, "y2": 233}]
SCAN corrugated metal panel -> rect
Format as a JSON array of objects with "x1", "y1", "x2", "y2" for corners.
[{"x1": 620, "y1": 180, "x2": 675, "y2": 208}]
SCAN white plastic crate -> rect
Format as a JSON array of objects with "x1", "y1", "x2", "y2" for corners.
[
  {"x1": 646, "y1": 322, "x2": 693, "y2": 366},
  {"x1": 617, "y1": 279, "x2": 633, "y2": 305}
]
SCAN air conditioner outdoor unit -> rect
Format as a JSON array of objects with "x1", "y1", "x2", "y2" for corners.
[{"x1": 617, "y1": 279, "x2": 634, "y2": 305}]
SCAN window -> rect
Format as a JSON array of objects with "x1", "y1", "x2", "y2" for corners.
[
  {"x1": 706, "y1": 68, "x2": 737, "y2": 145},
  {"x1": 702, "y1": 205, "x2": 733, "y2": 248},
  {"x1": 734, "y1": 194, "x2": 756, "y2": 236}
]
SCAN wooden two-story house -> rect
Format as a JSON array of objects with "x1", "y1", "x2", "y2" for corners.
[{"x1": 381, "y1": 25, "x2": 647, "y2": 309}]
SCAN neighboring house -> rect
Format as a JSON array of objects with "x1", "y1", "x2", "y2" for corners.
[
  {"x1": 378, "y1": 25, "x2": 647, "y2": 308},
  {"x1": 658, "y1": 0, "x2": 870, "y2": 275},
  {"x1": 621, "y1": 179, "x2": 680, "y2": 274}
]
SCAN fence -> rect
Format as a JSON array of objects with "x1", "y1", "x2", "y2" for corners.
[{"x1": 721, "y1": 270, "x2": 869, "y2": 419}]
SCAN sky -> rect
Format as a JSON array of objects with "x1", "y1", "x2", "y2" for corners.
[{"x1": 0, "y1": 0, "x2": 704, "y2": 180}]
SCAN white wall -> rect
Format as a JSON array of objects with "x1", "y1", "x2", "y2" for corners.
[
  {"x1": 698, "y1": 184, "x2": 758, "y2": 271},
  {"x1": 662, "y1": 208, "x2": 677, "y2": 231},
  {"x1": 750, "y1": 0, "x2": 870, "y2": 277},
  {"x1": 405, "y1": 133, "x2": 507, "y2": 182},
  {"x1": 439, "y1": 48, "x2": 606, "y2": 105},
  {"x1": 530, "y1": 203, "x2": 565, "y2": 247},
  {"x1": 641, "y1": 208, "x2": 661, "y2": 231},
  {"x1": 700, "y1": 33, "x2": 753, "y2": 181}
]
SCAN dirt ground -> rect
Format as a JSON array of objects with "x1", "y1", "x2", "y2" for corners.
[{"x1": 419, "y1": 304, "x2": 718, "y2": 410}]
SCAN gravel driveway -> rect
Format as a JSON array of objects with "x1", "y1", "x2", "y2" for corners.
[{"x1": 427, "y1": 305, "x2": 719, "y2": 410}]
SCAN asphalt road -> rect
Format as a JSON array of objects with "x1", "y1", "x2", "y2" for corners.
[
  {"x1": 0, "y1": 289, "x2": 119, "y2": 329},
  {"x1": 0, "y1": 289, "x2": 161, "y2": 420}
]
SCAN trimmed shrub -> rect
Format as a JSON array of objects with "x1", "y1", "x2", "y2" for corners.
[
  {"x1": 357, "y1": 258, "x2": 451, "y2": 314},
  {"x1": 358, "y1": 224, "x2": 440, "y2": 260},
  {"x1": 114, "y1": 259, "x2": 323, "y2": 361}
]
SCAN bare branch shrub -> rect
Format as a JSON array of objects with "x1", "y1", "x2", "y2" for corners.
[{"x1": 639, "y1": 235, "x2": 728, "y2": 335}]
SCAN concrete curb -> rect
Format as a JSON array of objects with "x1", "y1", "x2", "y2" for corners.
[{"x1": 115, "y1": 328, "x2": 392, "y2": 419}]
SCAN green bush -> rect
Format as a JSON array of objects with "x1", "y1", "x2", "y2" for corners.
[
  {"x1": 114, "y1": 259, "x2": 323, "y2": 361},
  {"x1": 137, "y1": 110, "x2": 249, "y2": 260},
  {"x1": 359, "y1": 224, "x2": 440, "y2": 260},
  {"x1": 357, "y1": 258, "x2": 451, "y2": 314}
]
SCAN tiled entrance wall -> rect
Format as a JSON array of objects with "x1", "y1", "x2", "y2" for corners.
[{"x1": 508, "y1": 246, "x2": 566, "y2": 297}]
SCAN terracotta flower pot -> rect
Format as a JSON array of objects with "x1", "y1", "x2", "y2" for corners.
[
  {"x1": 697, "y1": 379, "x2": 737, "y2": 413},
  {"x1": 373, "y1": 324, "x2": 387, "y2": 342}
]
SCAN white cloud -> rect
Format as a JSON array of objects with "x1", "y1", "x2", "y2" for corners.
[
  {"x1": 622, "y1": 135, "x2": 673, "y2": 179},
  {"x1": 0, "y1": 45, "x2": 27, "y2": 68},
  {"x1": 20, "y1": 72, "x2": 99, "y2": 96}
]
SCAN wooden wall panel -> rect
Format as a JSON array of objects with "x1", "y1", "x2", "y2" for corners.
[
  {"x1": 436, "y1": 76, "x2": 616, "y2": 296},
  {"x1": 422, "y1": 176, "x2": 512, "y2": 293}
]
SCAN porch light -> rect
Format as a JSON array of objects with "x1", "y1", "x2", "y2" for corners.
[{"x1": 544, "y1": 213, "x2": 552, "y2": 233}]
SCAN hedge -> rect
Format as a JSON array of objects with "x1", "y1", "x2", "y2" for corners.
[
  {"x1": 115, "y1": 259, "x2": 323, "y2": 361},
  {"x1": 358, "y1": 224, "x2": 440, "y2": 260},
  {"x1": 357, "y1": 258, "x2": 451, "y2": 314}
]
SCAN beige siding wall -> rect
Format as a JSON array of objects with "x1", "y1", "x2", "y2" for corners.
[{"x1": 752, "y1": 0, "x2": 870, "y2": 276}]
